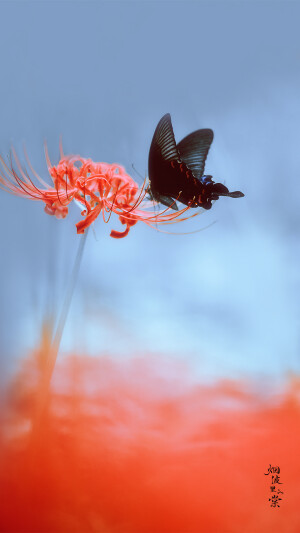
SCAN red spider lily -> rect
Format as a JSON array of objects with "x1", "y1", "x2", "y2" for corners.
[{"x1": 0, "y1": 146, "x2": 203, "y2": 238}]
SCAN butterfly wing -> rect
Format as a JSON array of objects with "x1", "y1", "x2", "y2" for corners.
[
  {"x1": 177, "y1": 129, "x2": 214, "y2": 180},
  {"x1": 148, "y1": 113, "x2": 179, "y2": 165},
  {"x1": 148, "y1": 113, "x2": 181, "y2": 209}
]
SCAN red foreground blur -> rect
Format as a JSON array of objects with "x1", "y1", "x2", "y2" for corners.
[{"x1": 0, "y1": 344, "x2": 299, "y2": 533}]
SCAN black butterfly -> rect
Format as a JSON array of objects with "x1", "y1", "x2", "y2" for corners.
[{"x1": 148, "y1": 113, "x2": 244, "y2": 210}]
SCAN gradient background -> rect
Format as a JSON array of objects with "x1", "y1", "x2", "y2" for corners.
[{"x1": 0, "y1": 2, "x2": 299, "y2": 532}]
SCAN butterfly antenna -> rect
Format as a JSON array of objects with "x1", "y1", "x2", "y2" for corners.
[{"x1": 131, "y1": 163, "x2": 144, "y2": 181}]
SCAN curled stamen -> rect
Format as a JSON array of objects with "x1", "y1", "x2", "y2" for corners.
[
  {"x1": 23, "y1": 145, "x2": 50, "y2": 189},
  {"x1": 103, "y1": 185, "x2": 120, "y2": 224}
]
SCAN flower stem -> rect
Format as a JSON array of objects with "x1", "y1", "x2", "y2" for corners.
[
  {"x1": 47, "y1": 228, "x2": 89, "y2": 379},
  {"x1": 30, "y1": 229, "x2": 89, "y2": 441}
]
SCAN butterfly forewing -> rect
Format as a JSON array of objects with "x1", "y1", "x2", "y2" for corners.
[
  {"x1": 149, "y1": 113, "x2": 179, "y2": 162},
  {"x1": 148, "y1": 113, "x2": 182, "y2": 207},
  {"x1": 176, "y1": 129, "x2": 214, "y2": 180}
]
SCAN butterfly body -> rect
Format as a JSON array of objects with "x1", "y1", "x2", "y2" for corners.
[{"x1": 148, "y1": 114, "x2": 244, "y2": 210}]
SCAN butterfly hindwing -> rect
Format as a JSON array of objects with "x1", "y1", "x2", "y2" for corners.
[{"x1": 177, "y1": 129, "x2": 214, "y2": 180}]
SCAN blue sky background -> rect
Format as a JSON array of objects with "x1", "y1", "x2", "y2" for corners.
[{"x1": 0, "y1": 0, "x2": 299, "y2": 384}]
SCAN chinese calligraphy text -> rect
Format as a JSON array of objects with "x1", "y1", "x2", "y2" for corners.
[{"x1": 264, "y1": 464, "x2": 284, "y2": 508}]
